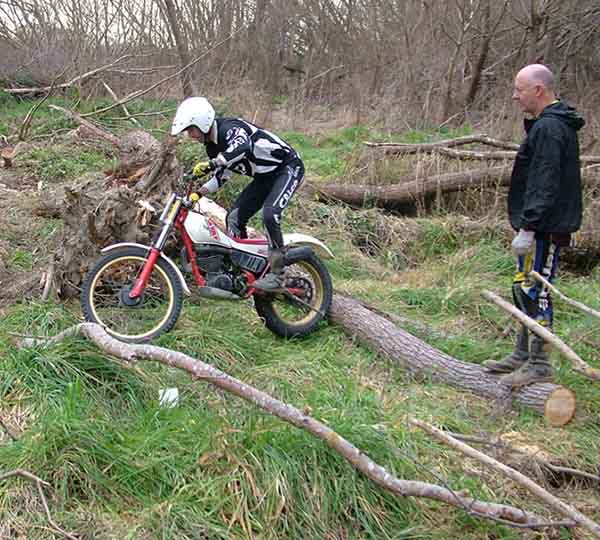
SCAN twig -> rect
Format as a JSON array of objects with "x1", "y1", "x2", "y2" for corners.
[
  {"x1": 0, "y1": 415, "x2": 17, "y2": 441},
  {"x1": 100, "y1": 80, "x2": 141, "y2": 127},
  {"x1": 16, "y1": 323, "x2": 556, "y2": 530},
  {"x1": 0, "y1": 469, "x2": 78, "y2": 540},
  {"x1": 411, "y1": 419, "x2": 600, "y2": 538},
  {"x1": 529, "y1": 271, "x2": 600, "y2": 320},
  {"x1": 482, "y1": 290, "x2": 600, "y2": 380},
  {"x1": 41, "y1": 257, "x2": 55, "y2": 302}
]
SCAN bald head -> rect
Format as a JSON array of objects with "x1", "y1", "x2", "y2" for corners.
[
  {"x1": 517, "y1": 64, "x2": 555, "y2": 91},
  {"x1": 513, "y1": 64, "x2": 557, "y2": 117}
]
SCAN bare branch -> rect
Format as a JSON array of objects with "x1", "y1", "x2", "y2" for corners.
[
  {"x1": 412, "y1": 419, "x2": 600, "y2": 538},
  {"x1": 0, "y1": 469, "x2": 78, "y2": 540},
  {"x1": 15, "y1": 322, "x2": 559, "y2": 530}
]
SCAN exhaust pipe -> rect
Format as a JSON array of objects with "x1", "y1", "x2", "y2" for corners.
[{"x1": 194, "y1": 286, "x2": 241, "y2": 301}]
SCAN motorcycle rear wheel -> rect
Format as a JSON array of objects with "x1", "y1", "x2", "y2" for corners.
[
  {"x1": 81, "y1": 246, "x2": 183, "y2": 342},
  {"x1": 254, "y1": 251, "x2": 332, "y2": 338}
]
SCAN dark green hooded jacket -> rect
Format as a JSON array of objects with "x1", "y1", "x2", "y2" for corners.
[{"x1": 508, "y1": 100, "x2": 585, "y2": 233}]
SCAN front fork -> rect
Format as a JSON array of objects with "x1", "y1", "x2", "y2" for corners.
[{"x1": 128, "y1": 197, "x2": 181, "y2": 299}]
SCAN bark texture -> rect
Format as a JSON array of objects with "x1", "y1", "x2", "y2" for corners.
[
  {"x1": 312, "y1": 166, "x2": 511, "y2": 208},
  {"x1": 329, "y1": 293, "x2": 575, "y2": 420}
]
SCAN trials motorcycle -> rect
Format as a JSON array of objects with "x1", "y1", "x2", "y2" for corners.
[{"x1": 81, "y1": 173, "x2": 333, "y2": 342}]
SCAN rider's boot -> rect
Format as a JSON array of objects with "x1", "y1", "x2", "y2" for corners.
[
  {"x1": 253, "y1": 248, "x2": 285, "y2": 292},
  {"x1": 482, "y1": 325, "x2": 529, "y2": 373}
]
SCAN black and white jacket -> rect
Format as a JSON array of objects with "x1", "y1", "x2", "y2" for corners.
[{"x1": 202, "y1": 118, "x2": 299, "y2": 193}]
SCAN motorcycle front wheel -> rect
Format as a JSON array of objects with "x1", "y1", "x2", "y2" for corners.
[
  {"x1": 254, "y1": 251, "x2": 332, "y2": 338},
  {"x1": 81, "y1": 246, "x2": 183, "y2": 343}
]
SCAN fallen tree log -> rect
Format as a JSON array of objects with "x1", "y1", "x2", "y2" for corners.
[
  {"x1": 311, "y1": 166, "x2": 511, "y2": 207},
  {"x1": 438, "y1": 148, "x2": 600, "y2": 164},
  {"x1": 364, "y1": 136, "x2": 600, "y2": 164},
  {"x1": 329, "y1": 293, "x2": 576, "y2": 424}
]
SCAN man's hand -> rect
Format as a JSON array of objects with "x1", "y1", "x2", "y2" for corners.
[
  {"x1": 192, "y1": 160, "x2": 215, "y2": 177},
  {"x1": 511, "y1": 229, "x2": 535, "y2": 256}
]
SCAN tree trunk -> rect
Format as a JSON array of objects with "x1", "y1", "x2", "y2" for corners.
[
  {"x1": 329, "y1": 293, "x2": 576, "y2": 423},
  {"x1": 311, "y1": 166, "x2": 511, "y2": 208},
  {"x1": 159, "y1": 0, "x2": 198, "y2": 97}
]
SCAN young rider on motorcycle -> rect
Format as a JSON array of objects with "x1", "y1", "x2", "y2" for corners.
[{"x1": 171, "y1": 96, "x2": 304, "y2": 292}]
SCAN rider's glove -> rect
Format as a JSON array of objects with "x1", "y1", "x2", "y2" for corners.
[
  {"x1": 511, "y1": 229, "x2": 535, "y2": 256},
  {"x1": 192, "y1": 160, "x2": 216, "y2": 177}
]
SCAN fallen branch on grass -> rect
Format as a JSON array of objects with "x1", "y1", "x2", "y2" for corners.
[
  {"x1": 364, "y1": 134, "x2": 520, "y2": 152},
  {"x1": 482, "y1": 290, "x2": 600, "y2": 381},
  {"x1": 411, "y1": 419, "x2": 600, "y2": 538},
  {"x1": 363, "y1": 136, "x2": 600, "y2": 165},
  {"x1": 529, "y1": 271, "x2": 600, "y2": 321},
  {"x1": 17, "y1": 323, "x2": 560, "y2": 530},
  {"x1": 446, "y1": 431, "x2": 600, "y2": 486},
  {"x1": 0, "y1": 469, "x2": 78, "y2": 540}
]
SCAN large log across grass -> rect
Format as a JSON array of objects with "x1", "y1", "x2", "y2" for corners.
[
  {"x1": 313, "y1": 166, "x2": 511, "y2": 207},
  {"x1": 329, "y1": 293, "x2": 576, "y2": 425}
]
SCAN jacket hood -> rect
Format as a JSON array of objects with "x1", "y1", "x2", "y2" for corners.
[{"x1": 541, "y1": 100, "x2": 585, "y2": 131}]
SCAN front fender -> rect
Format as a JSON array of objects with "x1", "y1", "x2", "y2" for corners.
[
  {"x1": 101, "y1": 242, "x2": 191, "y2": 296},
  {"x1": 283, "y1": 233, "x2": 334, "y2": 259}
]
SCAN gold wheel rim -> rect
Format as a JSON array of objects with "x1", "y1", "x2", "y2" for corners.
[{"x1": 89, "y1": 255, "x2": 175, "y2": 340}]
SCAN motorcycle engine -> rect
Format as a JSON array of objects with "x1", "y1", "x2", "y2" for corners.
[{"x1": 181, "y1": 248, "x2": 247, "y2": 294}]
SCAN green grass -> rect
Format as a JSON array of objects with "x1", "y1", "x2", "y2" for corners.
[
  {"x1": 1, "y1": 96, "x2": 599, "y2": 539},
  {"x1": 19, "y1": 146, "x2": 112, "y2": 183}
]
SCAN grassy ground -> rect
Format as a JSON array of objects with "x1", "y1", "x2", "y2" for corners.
[{"x1": 0, "y1": 97, "x2": 599, "y2": 539}]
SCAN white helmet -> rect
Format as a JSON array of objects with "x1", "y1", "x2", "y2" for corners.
[{"x1": 171, "y1": 97, "x2": 215, "y2": 136}]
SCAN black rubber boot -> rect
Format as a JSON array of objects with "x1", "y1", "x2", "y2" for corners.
[
  {"x1": 482, "y1": 325, "x2": 529, "y2": 373},
  {"x1": 253, "y1": 249, "x2": 285, "y2": 292}
]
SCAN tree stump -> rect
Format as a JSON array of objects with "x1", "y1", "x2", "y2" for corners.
[{"x1": 41, "y1": 108, "x2": 181, "y2": 297}]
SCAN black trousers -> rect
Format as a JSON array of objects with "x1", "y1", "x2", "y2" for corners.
[{"x1": 226, "y1": 158, "x2": 304, "y2": 249}]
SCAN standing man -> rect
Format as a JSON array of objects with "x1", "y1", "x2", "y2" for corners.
[
  {"x1": 482, "y1": 64, "x2": 585, "y2": 387},
  {"x1": 171, "y1": 97, "x2": 304, "y2": 291}
]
